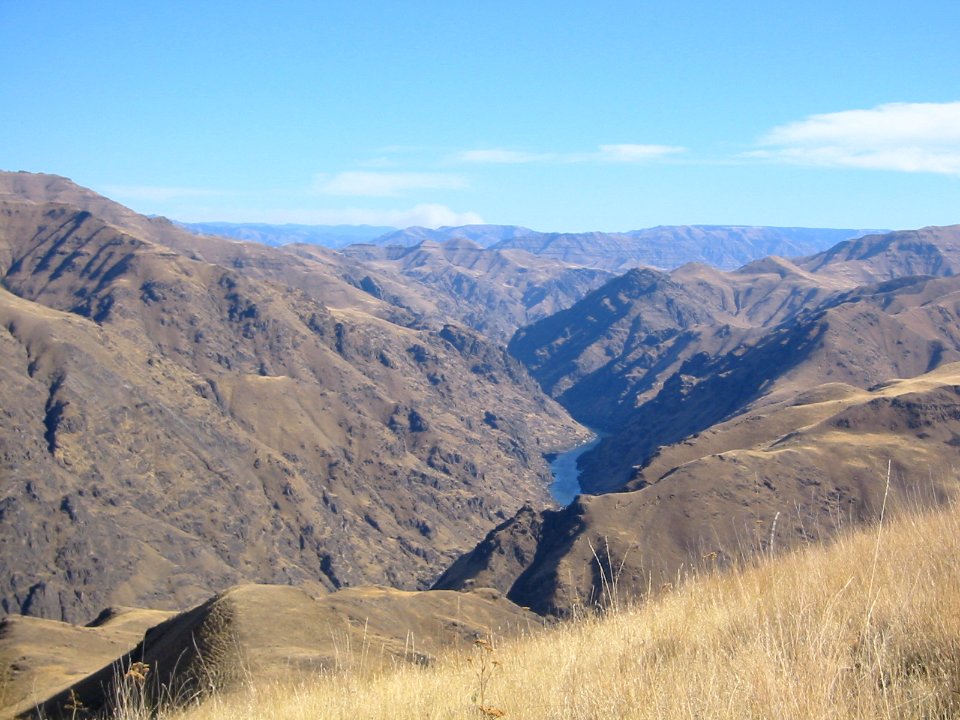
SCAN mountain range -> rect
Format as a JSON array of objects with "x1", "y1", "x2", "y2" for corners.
[
  {"x1": 438, "y1": 224, "x2": 960, "y2": 613},
  {"x1": 182, "y1": 220, "x2": 883, "y2": 272},
  {"x1": 2, "y1": 170, "x2": 958, "y2": 717}
]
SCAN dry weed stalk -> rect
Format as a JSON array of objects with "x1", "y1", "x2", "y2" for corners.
[
  {"x1": 64, "y1": 688, "x2": 86, "y2": 720},
  {"x1": 587, "y1": 536, "x2": 629, "y2": 612},
  {"x1": 467, "y1": 637, "x2": 503, "y2": 716}
]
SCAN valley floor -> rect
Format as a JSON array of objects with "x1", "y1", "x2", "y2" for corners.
[{"x1": 104, "y1": 483, "x2": 959, "y2": 720}]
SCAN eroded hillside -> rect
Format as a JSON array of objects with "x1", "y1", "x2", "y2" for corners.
[{"x1": 0, "y1": 175, "x2": 587, "y2": 622}]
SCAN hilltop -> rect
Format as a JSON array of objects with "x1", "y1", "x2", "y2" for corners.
[{"x1": 9, "y1": 584, "x2": 537, "y2": 719}]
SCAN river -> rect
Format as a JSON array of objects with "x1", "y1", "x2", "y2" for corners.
[{"x1": 548, "y1": 435, "x2": 602, "y2": 506}]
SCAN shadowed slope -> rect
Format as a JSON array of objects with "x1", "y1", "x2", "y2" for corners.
[
  {"x1": 511, "y1": 227, "x2": 960, "y2": 492},
  {"x1": 0, "y1": 607, "x2": 174, "y2": 719}
]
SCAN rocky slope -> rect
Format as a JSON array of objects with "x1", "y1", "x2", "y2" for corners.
[
  {"x1": 797, "y1": 225, "x2": 960, "y2": 282},
  {"x1": 0, "y1": 174, "x2": 587, "y2": 623},
  {"x1": 0, "y1": 174, "x2": 612, "y2": 345},
  {"x1": 159, "y1": 233, "x2": 612, "y2": 344}
]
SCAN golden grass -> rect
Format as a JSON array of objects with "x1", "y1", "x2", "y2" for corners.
[{"x1": 137, "y1": 495, "x2": 960, "y2": 719}]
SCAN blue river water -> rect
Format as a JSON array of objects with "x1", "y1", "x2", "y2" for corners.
[{"x1": 548, "y1": 435, "x2": 602, "y2": 506}]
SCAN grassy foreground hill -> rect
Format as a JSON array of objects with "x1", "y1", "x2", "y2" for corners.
[
  {"x1": 8, "y1": 585, "x2": 538, "y2": 719},
  {"x1": 47, "y1": 482, "x2": 958, "y2": 720}
]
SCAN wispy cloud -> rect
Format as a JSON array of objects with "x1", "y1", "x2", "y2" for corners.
[
  {"x1": 450, "y1": 144, "x2": 686, "y2": 165},
  {"x1": 453, "y1": 149, "x2": 556, "y2": 164},
  {"x1": 595, "y1": 144, "x2": 687, "y2": 163},
  {"x1": 101, "y1": 185, "x2": 225, "y2": 202},
  {"x1": 751, "y1": 101, "x2": 960, "y2": 174},
  {"x1": 311, "y1": 171, "x2": 468, "y2": 197}
]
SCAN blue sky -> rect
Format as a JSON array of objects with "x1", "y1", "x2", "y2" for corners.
[{"x1": 2, "y1": 1, "x2": 958, "y2": 231}]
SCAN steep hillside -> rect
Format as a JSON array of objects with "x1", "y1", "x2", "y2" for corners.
[
  {"x1": 509, "y1": 258, "x2": 847, "y2": 431},
  {"x1": 0, "y1": 187, "x2": 586, "y2": 623},
  {"x1": 0, "y1": 174, "x2": 609, "y2": 344},
  {"x1": 575, "y1": 274, "x2": 960, "y2": 491},
  {"x1": 0, "y1": 607, "x2": 174, "y2": 719},
  {"x1": 157, "y1": 233, "x2": 611, "y2": 345},
  {"x1": 451, "y1": 226, "x2": 960, "y2": 613},
  {"x1": 798, "y1": 225, "x2": 960, "y2": 283},
  {"x1": 0, "y1": 172, "x2": 190, "y2": 251},
  {"x1": 436, "y1": 363, "x2": 960, "y2": 614}
]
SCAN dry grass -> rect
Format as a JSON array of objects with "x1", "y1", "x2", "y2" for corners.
[{"x1": 119, "y1": 493, "x2": 960, "y2": 720}]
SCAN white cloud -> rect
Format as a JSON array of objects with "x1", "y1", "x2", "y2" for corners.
[
  {"x1": 101, "y1": 185, "x2": 224, "y2": 202},
  {"x1": 452, "y1": 149, "x2": 555, "y2": 164},
  {"x1": 451, "y1": 144, "x2": 686, "y2": 165},
  {"x1": 183, "y1": 204, "x2": 484, "y2": 229},
  {"x1": 312, "y1": 171, "x2": 467, "y2": 196},
  {"x1": 596, "y1": 144, "x2": 687, "y2": 163},
  {"x1": 753, "y1": 101, "x2": 960, "y2": 174}
]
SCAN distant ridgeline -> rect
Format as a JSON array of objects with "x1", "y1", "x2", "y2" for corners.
[
  {"x1": 180, "y1": 220, "x2": 884, "y2": 271},
  {"x1": 176, "y1": 221, "x2": 396, "y2": 248}
]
